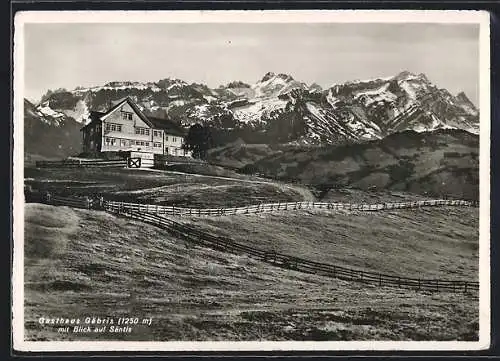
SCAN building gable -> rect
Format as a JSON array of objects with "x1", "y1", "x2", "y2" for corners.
[{"x1": 101, "y1": 98, "x2": 152, "y2": 129}]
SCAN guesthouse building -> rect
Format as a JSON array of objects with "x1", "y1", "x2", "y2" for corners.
[{"x1": 81, "y1": 97, "x2": 190, "y2": 157}]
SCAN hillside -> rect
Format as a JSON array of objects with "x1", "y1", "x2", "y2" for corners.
[
  {"x1": 24, "y1": 99, "x2": 82, "y2": 162},
  {"x1": 25, "y1": 70, "x2": 479, "y2": 159},
  {"x1": 24, "y1": 167, "x2": 315, "y2": 207},
  {"x1": 24, "y1": 203, "x2": 478, "y2": 341},
  {"x1": 215, "y1": 129, "x2": 479, "y2": 200},
  {"x1": 184, "y1": 206, "x2": 478, "y2": 280}
]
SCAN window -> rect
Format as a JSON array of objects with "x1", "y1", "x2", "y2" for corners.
[
  {"x1": 106, "y1": 123, "x2": 122, "y2": 132},
  {"x1": 154, "y1": 130, "x2": 161, "y2": 137},
  {"x1": 136, "y1": 141, "x2": 141, "y2": 145},
  {"x1": 122, "y1": 112, "x2": 133, "y2": 120},
  {"x1": 165, "y1": 136, "x2": 168, "y2": 142},
  {"x1": 183, "y1": 149, "x2": 188, "y2": 156},
  {"x1": 105, "y1": 137, "x2": 117, "y2": 146},
  {"x1": 121, "y1": 140, "x2": 128, "y2": 147},
  {"x1": 135, "y1": 127, "x2": 151, "y2": 135},
  {"x1": 145, "y1": 142, "x2": 150, "y2": 146},
  {"x1": 154, "y1": 142, "x2": 161, "y2": 148},
  {"x1": 173, "y1": 137, "x2": 177, "y2": 142},
  {"x1": 165, "y1": 148, "x2": 169, "y2": 154}
]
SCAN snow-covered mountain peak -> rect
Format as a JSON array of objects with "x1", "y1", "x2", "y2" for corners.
[
  {"x1": 71, "y1": 81, "x2": 162, "y2": 94},
  {"x1": 456, "y1": 91, "x2": 475, "y2": 106},
  {"x1": 260, "y1": 72, "x2": 276, "y2": 82},
  {"x1": 392, "y1": 71, "x2": 430, "y2": 85},
  {"x1": 253, "y1": 72, "x2": 306, "y2": 99},
  {"x1": 309, "y1": 83, "x2": 323, "y2": 93},
  {"x1": 225, "y1": 81, "x2": 251, "y2": 89}
]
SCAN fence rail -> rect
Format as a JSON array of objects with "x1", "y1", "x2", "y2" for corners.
[
  {"x1": 28, "y1": 192, "x2": 479, "y2": 217},
  {"x1": 104, "y1": 198, "x2": 478, "y2": 217},
  {"x1": 109, "y1": 208, "x2": 479, "y2": 296},
  {"x1": 36, "y1": 194, "x2": 95, "y2": 209},
  {"x1": 35, "y1": 159, "x2": 127, "y2": 168}
]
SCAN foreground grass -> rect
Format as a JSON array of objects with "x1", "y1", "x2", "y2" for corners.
[{"x1": 24, "y1": 204, "x2": 478, "y2": 341}]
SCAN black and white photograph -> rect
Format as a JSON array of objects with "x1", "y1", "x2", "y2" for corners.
[{"x1": 12, "y1": 10, "x2": 490, "y2": 352}]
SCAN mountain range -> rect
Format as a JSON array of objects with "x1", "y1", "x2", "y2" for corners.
[{"x1": 24, "y1": 70, "x2": 479, "y2": 160}]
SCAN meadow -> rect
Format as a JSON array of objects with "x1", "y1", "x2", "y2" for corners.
[{"x1": 23, "y1": 166, "x2": 479, "y2": 341}]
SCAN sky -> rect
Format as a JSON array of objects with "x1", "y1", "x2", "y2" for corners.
[{"x1": 23, "y1": 22, "x2": 480, "y2": 105}]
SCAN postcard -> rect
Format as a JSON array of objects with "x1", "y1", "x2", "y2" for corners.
[{"x1": 12, "y1": 9, "x2": 491, "y2": 352}]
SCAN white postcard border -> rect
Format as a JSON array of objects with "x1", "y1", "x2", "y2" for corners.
[{"x1": 12, "y1": 9, "x2": 491, "y2": 352}]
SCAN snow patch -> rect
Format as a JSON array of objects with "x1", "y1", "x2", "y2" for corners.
[
  {"x1": 232, "y1": 98, "x2": 288, "y2": 123},
  {"x1": 35, "y1": 102, "x2": 66, "y2": 126},
  {"x1": 353, "y1": 83, "x2": 397, "y2": 106}
]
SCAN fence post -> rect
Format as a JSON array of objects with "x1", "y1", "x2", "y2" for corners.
[
  {"x1": 464, "y1": 282, "x2": 468, "y2": 294},
  {"x1": 46, "y1": 192, "x2": 51, "y2": 204},
  {"x1": 86, "y1": 197, "x2": 91, "y2": 209},
  {"x1": 436, "y1": 280, "x2": 439, "y2": 292},
  {"x1": 379, "y1": 274, "x2": 382, "y2": 286},
  {"x1": 418, "y1": 278, "x2": 421, "y2": 290}
]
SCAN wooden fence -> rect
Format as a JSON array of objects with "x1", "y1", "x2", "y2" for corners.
[
  {"x1": 109, "y1": 208, "x2": 479, "y2": 296},
  {"x1": 29, "y1": 193, "x2": 480, "y2": 296},
  {"x1": 104, "y1": 199, "x2": 478, "y2": 217},
  {"x1": 35, "y1": 159, "x2": 127, "y2": 168},
  {"x1": 40, "y1": 194, "x2": 95, "y2": 209}
]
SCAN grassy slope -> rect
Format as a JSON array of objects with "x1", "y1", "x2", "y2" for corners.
[
  {"x1": 24, "y1": 167, "x2": 314, "y2": 207},
  {"x1": 160, "y1": 163, "x2": 249, "y2": 179},
  {"x1": 182, "y1": 207, "x2": 478, "y2": 280},
  {"x1": 25, "y1": 204, "x2": 478, "y2": 341},
  {"x1": 208, "y1": 130, "x2": 479, "y2": 200},
  {"x1": 207, "y1": 142, "x2": 283, "y2": 169}
]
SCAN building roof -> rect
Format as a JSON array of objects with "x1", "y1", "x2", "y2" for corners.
[
  {"x1": 146, "y1": 116, "x2": 186, "y2": 136},
  {"x1": 83, "y1": 97, "x2": 186, "y2": 136}
]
